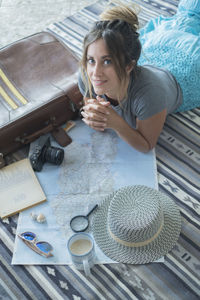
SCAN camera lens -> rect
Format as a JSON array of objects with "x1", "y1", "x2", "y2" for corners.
[{"x1": 44, "y1": 146, "x2": 64, "y2": 165}]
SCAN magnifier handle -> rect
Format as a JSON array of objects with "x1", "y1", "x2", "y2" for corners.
[
  {"x1": 83, "y1": 258, "x2": 91, "y2": 277},
  {"x1": 86, "y1": 204, "x2": 98, "y2": 217}
]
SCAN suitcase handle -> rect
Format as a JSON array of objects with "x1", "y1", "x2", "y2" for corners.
[{"x1": 15, "y1": 121, "x2": 72, "y2": 147}]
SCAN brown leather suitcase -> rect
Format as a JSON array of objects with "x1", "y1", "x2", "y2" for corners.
[{"x1": 0, "y1": 31, "x2": 83, "y2": 166}]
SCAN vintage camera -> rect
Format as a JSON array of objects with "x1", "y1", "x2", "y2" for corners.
[{"x1": 30, "y1": 136, "x2": 64, "y2": 172}]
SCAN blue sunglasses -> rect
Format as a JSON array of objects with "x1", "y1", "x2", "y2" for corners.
[{"x1": 18, "y1": 232, "x2": 53, "y2": 258}]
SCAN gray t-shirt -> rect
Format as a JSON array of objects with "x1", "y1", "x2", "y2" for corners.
[{"x1": 78, "y1": 65, "x2": 182, "y2": 128}]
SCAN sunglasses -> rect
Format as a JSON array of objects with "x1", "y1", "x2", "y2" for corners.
[{"x1": 18, "y1": 232, "x2": 53, "y2": 258}]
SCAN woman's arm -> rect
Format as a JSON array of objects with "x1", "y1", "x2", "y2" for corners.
[
  {"x1": 81, "y1": 97, "x2": 167, "y2": 153},
  {"x1": 114, "y1": 109, "x2": 167, "y2": 152}
]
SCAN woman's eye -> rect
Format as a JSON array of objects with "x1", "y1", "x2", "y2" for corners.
[
  {"x1": 87, "y1": 58, "x2": 111, "y2": 65},
  {"x1": 104, "y1": 59, "x2": 111, "y2": 65},
  {"x1": 87, "y1": 58, "x2": 95, "y2": 64}
]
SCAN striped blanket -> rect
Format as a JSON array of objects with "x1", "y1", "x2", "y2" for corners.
[{"x1": 0, "y1": 0, "x2": 199, "y2": 299}]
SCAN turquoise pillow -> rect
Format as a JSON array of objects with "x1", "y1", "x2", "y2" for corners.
[{"x1": 138, "y1": 10, "x2": 200, "y2": 112}]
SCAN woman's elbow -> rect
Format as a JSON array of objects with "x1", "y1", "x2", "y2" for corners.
[{"x1": 142, "y1": 139, "x2": 155, "y2": 153}]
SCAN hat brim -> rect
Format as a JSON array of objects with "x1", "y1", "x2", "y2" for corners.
[{"x1": 92, "y1": 186, "x2": 181, "y2": 264}]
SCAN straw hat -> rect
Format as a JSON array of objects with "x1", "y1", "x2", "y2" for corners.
[{"x1": 92, "y1": 185, "x2": 181, "y2": 264}]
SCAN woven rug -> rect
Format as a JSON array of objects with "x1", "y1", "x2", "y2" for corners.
[{"x1": 0, "y1": 0, "x2": 199, "y2": 299}]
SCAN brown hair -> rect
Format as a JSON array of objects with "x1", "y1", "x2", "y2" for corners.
[{"x1": 80, "y1": 1, "x2": 141, "y2": 101}]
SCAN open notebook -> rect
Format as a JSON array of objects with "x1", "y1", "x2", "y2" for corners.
[{"x1": 0, "y1": 158, "x2": 46, "y2": 218}]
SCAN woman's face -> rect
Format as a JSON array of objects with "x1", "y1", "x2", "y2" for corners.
[{"x1": 86, "y1": 38, "x2": 121, "y2": 99}]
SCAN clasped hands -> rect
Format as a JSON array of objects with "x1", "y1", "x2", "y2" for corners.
[{"x1": 81, "y1": 96, "x2": 119, "y2": 132}]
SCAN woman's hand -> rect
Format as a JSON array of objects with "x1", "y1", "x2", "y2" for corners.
[
  {"x1": 81, "y1": 96, "x2": 120, "y2": 131},
  {"x1": 81, "y1": 97, "x2": 167, "y2": 153}
]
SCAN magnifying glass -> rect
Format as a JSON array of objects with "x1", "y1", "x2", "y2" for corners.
[{"x1": 70, "y1": 204, "x2": 98, "y2": 232}]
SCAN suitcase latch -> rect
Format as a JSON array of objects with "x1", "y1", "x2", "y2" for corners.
[{"x1": 69, "y1": 99, "x2": 77, "y2": 112}]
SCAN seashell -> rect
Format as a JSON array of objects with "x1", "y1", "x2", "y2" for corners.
[
  {"x1": 36, "y1": 213, "x2": 46, "y2": 223},
  {"x1": 30, "y1": 212, "x2": 38, "y2": 221}
]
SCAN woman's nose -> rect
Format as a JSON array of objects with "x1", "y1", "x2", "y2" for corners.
[{"x1": 93, "y1": 62, "x2": 102, "y2": 76}]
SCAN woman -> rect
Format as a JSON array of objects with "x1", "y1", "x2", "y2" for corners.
[{"x1": 78, "y1": 0, "x2": 200, "y2": 153}]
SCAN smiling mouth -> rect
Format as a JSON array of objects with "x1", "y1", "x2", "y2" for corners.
[{"x1": 93, "y1": 80, "x2": 107, "y2": 86}]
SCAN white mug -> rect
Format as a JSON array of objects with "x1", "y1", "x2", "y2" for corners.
[{"x1": 67, "y1": 233, "x2": 95, "y2": 276}]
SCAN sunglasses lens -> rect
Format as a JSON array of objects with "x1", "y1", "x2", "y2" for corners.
[
  {"x1": 21, "y1": 232, "x2": 36, "y2": 241},
  {"x1": 36, "y1": 242, "x2": 53, "y2": 253}
]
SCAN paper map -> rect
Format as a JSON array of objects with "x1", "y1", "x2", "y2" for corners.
[{"x1": 12, "y1": 120, "x2": 160, "y2": 265}]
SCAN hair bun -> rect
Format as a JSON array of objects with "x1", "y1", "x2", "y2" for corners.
[{"x1": 100, "y1": 1, "x2": 140, "y2": 32}]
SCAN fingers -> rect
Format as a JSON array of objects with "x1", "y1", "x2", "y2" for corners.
[
  {"x1": 87, "y1": 97, "x2": 111, "y2": 107},
  {"x1": 85, "y1": 98, "x2": 98, "y2": 105},
  {"x1": 81, "y1": 102, "x2": 108, "y2": 131},
  {"x1": 99, "y1": 101, "x2": 110, "y2": 107},
  {"x1": 81, "y1": 97, "x2": 112, "y2": 131},
  {"x1": 82, "y1": 118, "x2": 106, "y2": 131},
  {"x1": 81, "y1": 109, "x2": 107, "y2": 131},
  {"x1": 96, "y1": 95, "x2": 102, "y2": 101},
  {"x1": 83, "y1": 103, "x2": 110, "y2": 116},
  {"x1": 96, "y1": 95, "x2": 110, "y2": 106},
  {"x1": 81, "y1": 110, "x2": 107, "y2": 122}
]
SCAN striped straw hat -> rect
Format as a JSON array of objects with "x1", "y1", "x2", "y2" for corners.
[{"x1": 92, "y1": 185, "x2": 181, "y2": 264}]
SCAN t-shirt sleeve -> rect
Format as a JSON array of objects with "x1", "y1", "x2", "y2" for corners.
[{"x1": 134, "y1": 84, "x2": 167, "y2": 120}]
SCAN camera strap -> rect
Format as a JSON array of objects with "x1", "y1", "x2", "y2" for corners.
[{"x1": 51, "y1": 127, "x2": 72, "y2": 147}]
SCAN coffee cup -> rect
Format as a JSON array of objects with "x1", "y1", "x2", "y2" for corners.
[{"x1": 67, "y1": 233, "x2": 95, "y2": 276}]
